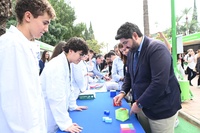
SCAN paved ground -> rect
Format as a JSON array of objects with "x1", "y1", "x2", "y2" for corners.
[{"x1": 179, "y1": 76, "x2": 200, "y2": 127}]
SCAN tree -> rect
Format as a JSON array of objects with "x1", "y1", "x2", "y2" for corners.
[
  {"x1": 86, "y1": 39, "x2": 104, "y2": 54},
  {"x1": 190, "y1": 0, "x2": 199, "y2": 33},
  {"x1": 143, "y1": 0, "x2": 150, "y2": 36},
  {"x1": 88, "y1": 22, "x2": 95, "y2": 40},
  {"x1": 83, "y1": 28, "x2": 89, "y2": 40},
  {"x1": 40, "y1": 21, "x2": 68, "y2": 45},
  {"x1": 0, "y1": 0, "x2": 12, "y2": 36},
  {"x1": 176, "y1": 15, "x2": 183, "y2": 35},
  {"x1": 41, "y1": 0, "x2": 87, "y2": 45}
]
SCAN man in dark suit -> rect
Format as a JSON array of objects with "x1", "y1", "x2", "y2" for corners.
[{"x1": 113, "y1": 22, "x2": 181, "y2": 133}]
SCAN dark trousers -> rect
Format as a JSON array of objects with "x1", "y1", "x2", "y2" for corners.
[
  {"x1": 198, "y1": 76, "x2": 200, "y2": 86},
  {"x1": 187, "y1": 67, "x2": 196, "y2": 81}
]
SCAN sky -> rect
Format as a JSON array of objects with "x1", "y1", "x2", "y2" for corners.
[{"x1": 66, "y1": 0, "x2": 200, "y2": 52}]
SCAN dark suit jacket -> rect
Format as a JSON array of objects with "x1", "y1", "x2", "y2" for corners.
[{"x1": 122, "y1": 36, "x2": 182, "y2": 120}]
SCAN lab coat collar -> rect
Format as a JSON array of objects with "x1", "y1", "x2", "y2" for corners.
[{"x1": 8, "y1": 25, "x2": 30, "y2": 42}]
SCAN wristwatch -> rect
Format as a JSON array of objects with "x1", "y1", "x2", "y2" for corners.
[{"x1": 136, "y1": 101, "x2": 143, "y2": 109}]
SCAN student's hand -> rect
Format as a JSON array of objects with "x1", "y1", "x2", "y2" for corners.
[
  {"x1": 113, "y1": 93, "x2": 125, "y2": 105},
  {"x1": 104, "y1": 73, "x2": 109, "y2": 77},
  {"x1": 103, "y1": 75, "x2": 110, "y2": 81},
  {"x1": 119, "y1": 77, "x2": 124, "y2": 81},
  {"x1": 130, "y1": 102, "x2": 142, "y2": 115},
  {"x1": 65, "y1": 123, "x2": 83, "y2": 133},
  {"x1": 75, "y1": 106, "x2": 88, "y2": 111},
  {"x1": 87, "y1": 72, "x2": 93, "y2": 76}
]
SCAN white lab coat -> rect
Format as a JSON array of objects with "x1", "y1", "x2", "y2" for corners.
[
  {"x1": 40, "y1": 52, "x2": 77, "y2": 132},
  {"x1": 0, "y1": 26, "x2": 46, "y2": 133},
  {"x1": 71, "y1": 60, "x2": 88, "y2": 99}
]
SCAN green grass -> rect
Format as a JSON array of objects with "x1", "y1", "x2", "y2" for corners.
[{"x1": 175, "y1": 117, "x2": 200, "y2": 133}]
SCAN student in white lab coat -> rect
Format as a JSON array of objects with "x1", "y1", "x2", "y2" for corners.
[
  {"x1": 71, "y1": 55, "x2": 89, "y2": 99},
  {"x1": 40, "y1": 37, "x2": 89, "y2": 133},
  {"x1": 0, "y1": 0, "x2": 55, "y2": 132}
]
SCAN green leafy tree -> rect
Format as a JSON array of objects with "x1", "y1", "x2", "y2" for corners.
[
  {"x1": 6, "y1": 0, "x2": 16, "y2": 29},
  {"x1": 182, "y1": 7, "x2": 192, "y2": 35},
  {"x1": 82, "y1": 22, "x2": 104, "y2": 53},
  {"x1": 86, "y1": 39, "x2": 103, "y2": 54},
  {"x1": 176, "y1": 15, "x2": 183, "y2": 35},
  {"x1": 83, "y1": 28, "x2": 89, "y2": 40},
  {"x1": 88, "y1": 22, "x2": 95, "y2": 40},
  {"x1": 41, "y1": 0, "x2": 87, "y2": 45},
  {"x1": 40, "y1": 20, "x2": 67, "y2": 45},
  {"x1": 190, "y1": 0, "x2": 199, "y2": 34}
]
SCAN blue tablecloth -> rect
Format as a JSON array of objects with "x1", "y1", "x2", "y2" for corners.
[{"x1": 57, "y1": 92, "x2": 145, "y2": 133}]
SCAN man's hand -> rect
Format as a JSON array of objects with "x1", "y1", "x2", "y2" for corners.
[
  {"x1": 130, "y1": 102, "x2": 142, "y2": 115},
  {"x1": 113, "y1": 92, "x2": 125, "y2": 105}
]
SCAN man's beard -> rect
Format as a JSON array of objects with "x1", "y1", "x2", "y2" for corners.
[{"x1": 130, "y1": 41, "x2": 140, "y2": 53}]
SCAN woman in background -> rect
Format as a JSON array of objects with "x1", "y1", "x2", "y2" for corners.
[
  {"x1": 50, "y1": 41, "x2": 65, "y2": 60},
  {"x1": 39, "y1": 50, "x2": 50, "y2": 75}
]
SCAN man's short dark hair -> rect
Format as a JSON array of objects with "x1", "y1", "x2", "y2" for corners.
[
  {"x1": 95, "y1": 54, "x2": 103, "y2": 59},
  {"x1": 115, "y1": 22, "x2": 143, "y2": 40},
  {"x1": 107, "y1": 51, "x2": 116, "y2": 58}
]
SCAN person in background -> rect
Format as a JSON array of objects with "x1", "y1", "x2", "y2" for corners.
[
  {"x1": 158, "y1": 32, "x2": 172, "y2": 53},
  {"x1": 50, "y1": 41, "x2": 65, "y2": 59},
  {"x1": 91, "y1": 54, "x2": 110, "y2": 80},
  {"x1": 118, "y1": 42, "x2": 133, "y2": 102},
  {"x1": 184, "y1": 48, "x2": 196, "y2": 86},
  {"x1": 40, "y1": 37, "x2": 88, "y2": 133},
  {"x1": 114, "y1": 44, "x2": 120, "y2": 56},
  {"x1": 195, "y1": 49, "x2": 200, "y2": 87},
  {"x1": 118, "y1": 42, "x2": 129, "y2": 75},
  {"x1": 87, "y1": 49, "x2": 95, "y2": 71},
  {"x1": 113, "y1": 22, "x2": 181, "y2": 133},
  {"x1": 39, "y1": 50, "x2": 50, "y2": 75},
  {"x1": 177, "y1": 54, "x2": 185, "y2": 80},
  {"x1": 99, "y1": 58, "x2": 107, "y2": 71},
  {"x1": 107, "y1": 51, "x2": 124, "y2": 91},
  {"x1": 107, "y1": 51, "x2": 124, "y2": 83},
  {"x1": 102, "y1": 53, "x2": 112, "y2": 76},
  {"x1": 0, "y1": 0, "x2": 55, "y2": 132},
  {"x1": 71, "y1": 54, "x2": 89, "y2": 99}
]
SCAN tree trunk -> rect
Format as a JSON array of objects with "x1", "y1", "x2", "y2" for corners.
[
  {"x1": 143, "y1": 0, "x2": 150, "y2": 36},
  {"x1": 0, "y1": 0, "x2": 12, "y2": 36}
]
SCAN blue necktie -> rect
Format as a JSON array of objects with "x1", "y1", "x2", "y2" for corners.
[{"x1": 133, "y1": 51, "x2": 139, "y2": 73}]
